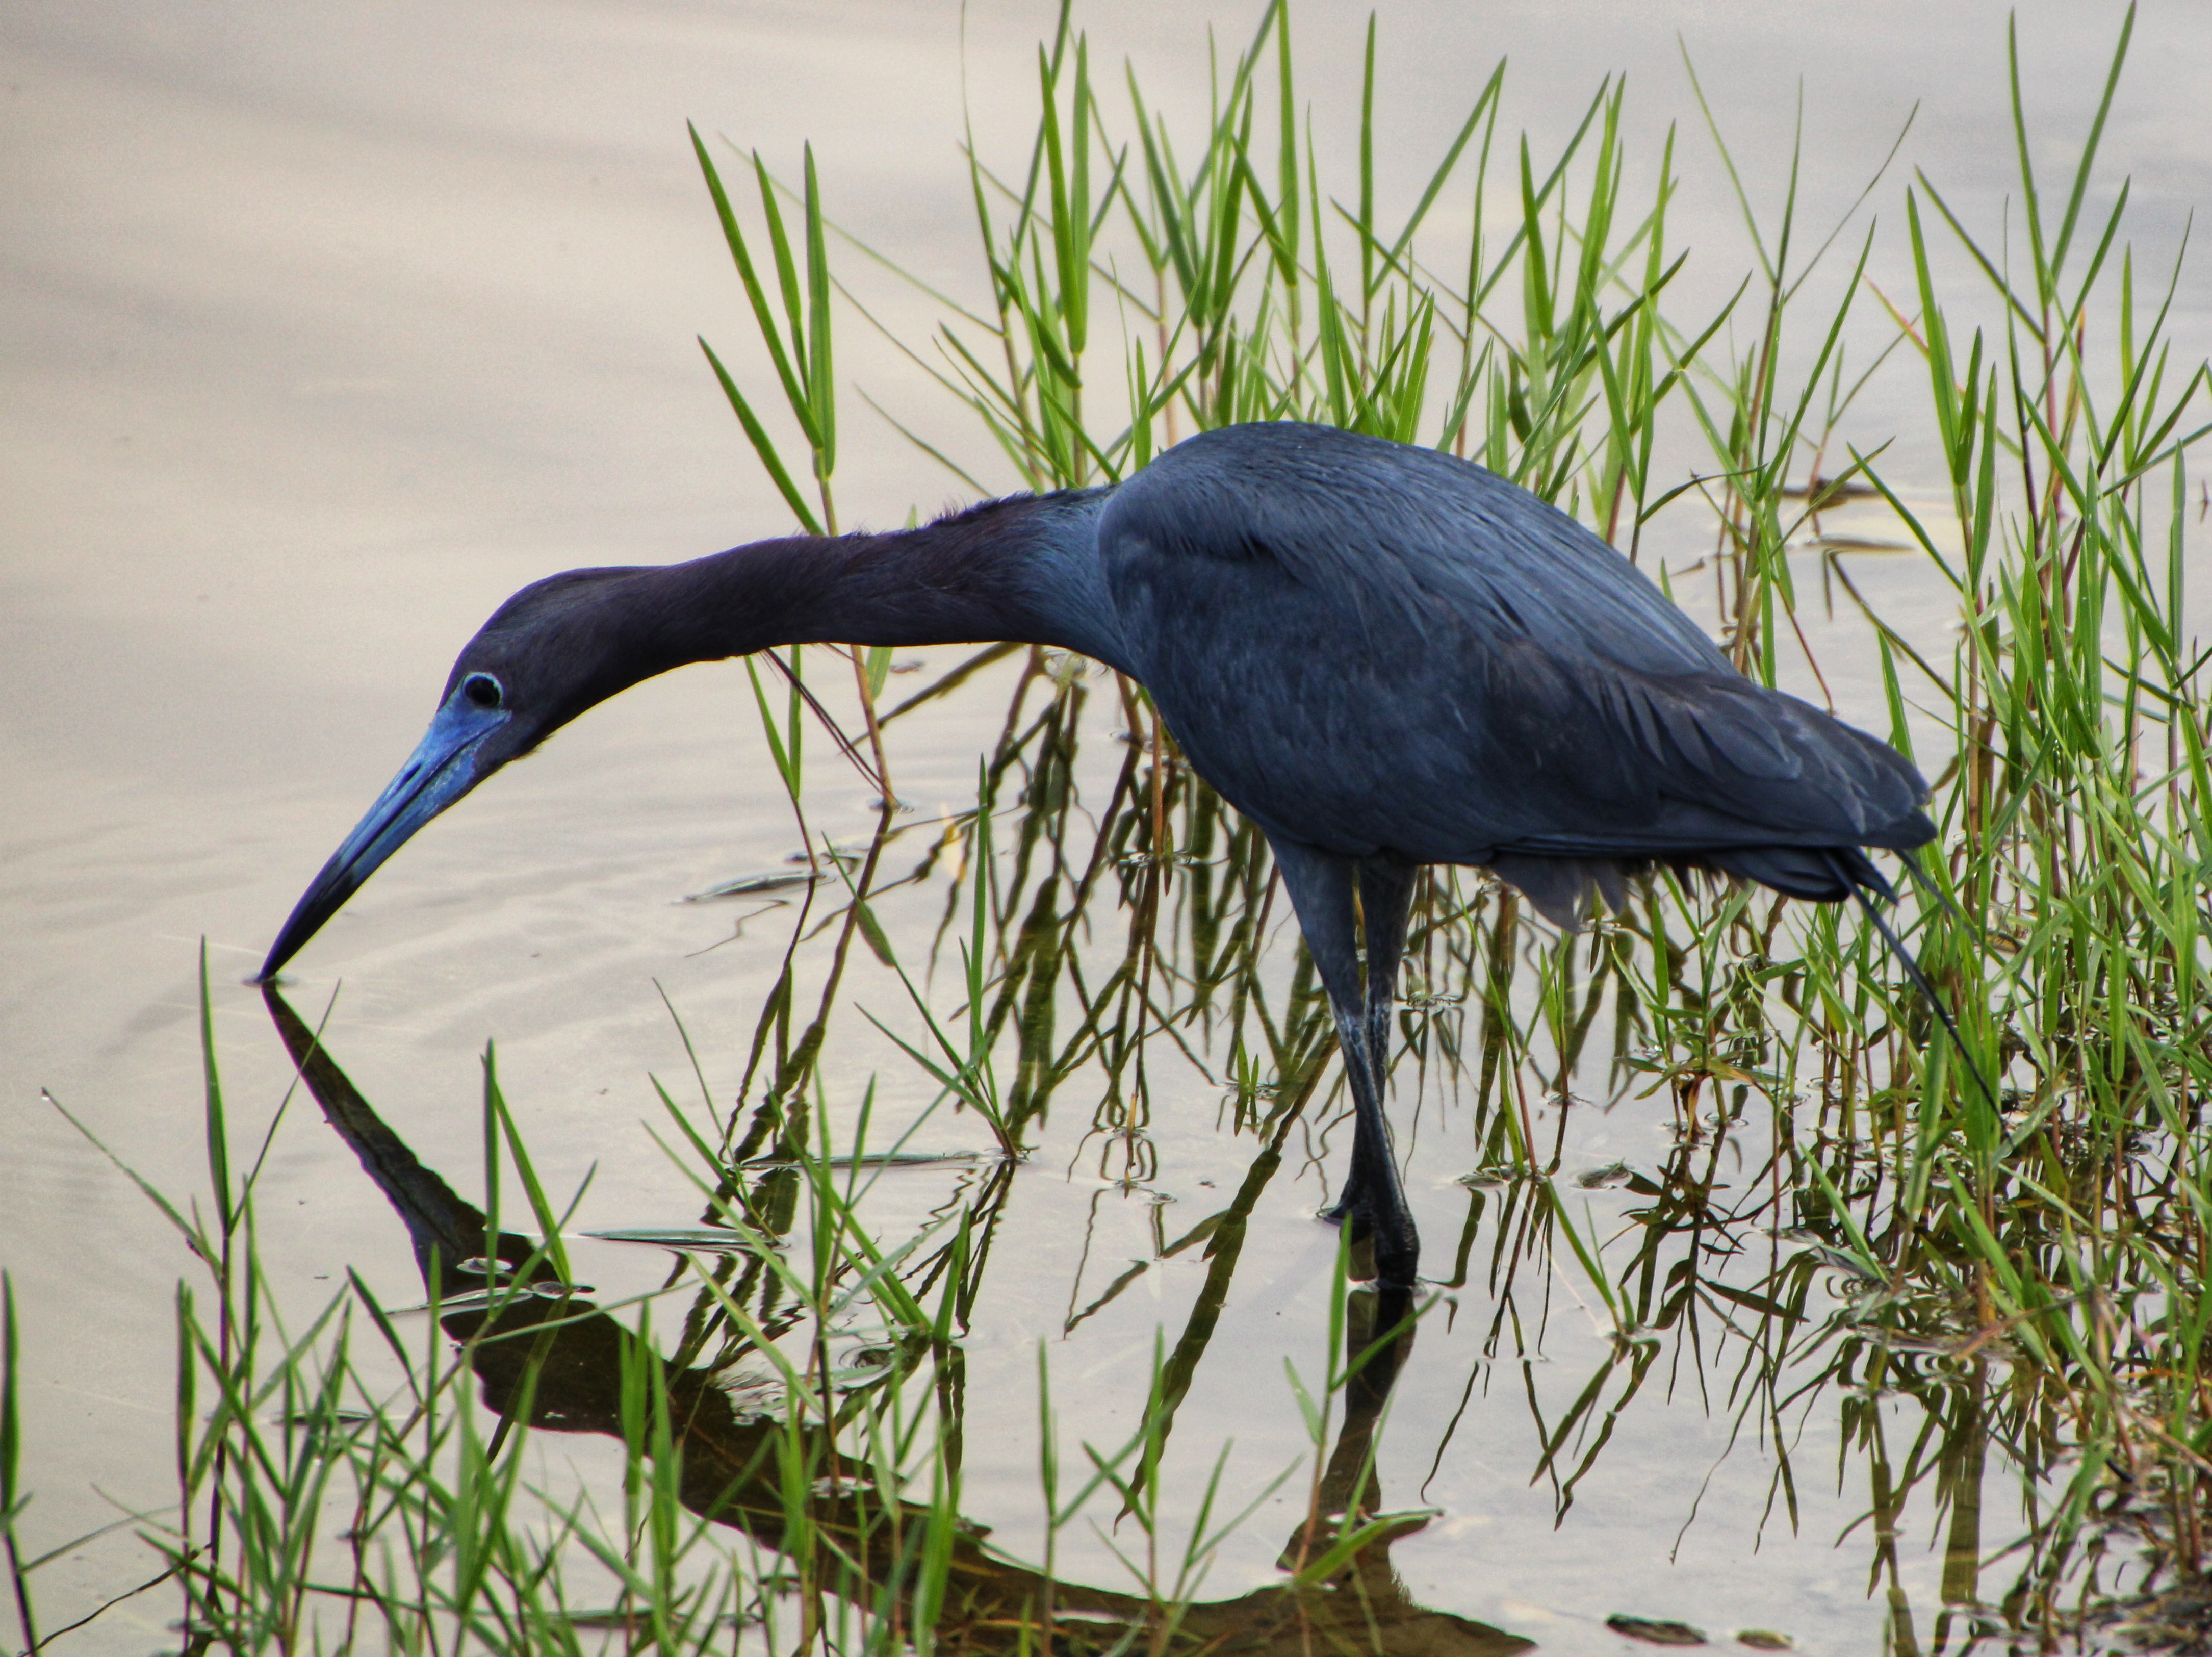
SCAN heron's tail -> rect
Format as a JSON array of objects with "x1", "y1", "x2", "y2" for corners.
[{"x1": 1707, "y1": 842, "x2": 1893, "y2": 901}]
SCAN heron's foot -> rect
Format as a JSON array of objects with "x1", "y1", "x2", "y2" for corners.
[
  {"x1": 1371, "y1": 1229, "x2": 1420, "y2": 1292},
  {"x1": 1319, "y1": 1189, "x2": 1420, "y2": 1289}
]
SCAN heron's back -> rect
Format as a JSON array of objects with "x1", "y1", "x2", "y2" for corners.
[{"x1": 1097, "y1": 423, "x2": 1932, "y2": 893}]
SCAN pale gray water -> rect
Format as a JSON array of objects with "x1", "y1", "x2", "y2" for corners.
[{"x1": 5, "y1": 2, "x2": 2208, "y2": 1651}]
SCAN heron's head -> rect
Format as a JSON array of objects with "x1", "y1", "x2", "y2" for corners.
[{"x1": 259, "y1": 566, "x2": 652, "y2": 980}]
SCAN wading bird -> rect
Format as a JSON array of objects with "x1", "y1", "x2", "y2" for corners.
[{"x1": 262, "y1": 421, "x2": 1934, "y2": 1288}]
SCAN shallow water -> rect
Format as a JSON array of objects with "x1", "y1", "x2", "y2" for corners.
[{"x1": 8, "y1": 2, "x2": 2212, "y2": 1652}]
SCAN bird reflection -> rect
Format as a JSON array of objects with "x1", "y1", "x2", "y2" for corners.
[{"x1": 264, "y1": 984, "x2": 1529, "y2": 1657}]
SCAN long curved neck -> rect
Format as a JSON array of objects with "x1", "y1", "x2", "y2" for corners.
[{"x1": 631, "y1": 488, "x2": 1129, "y2": 675}]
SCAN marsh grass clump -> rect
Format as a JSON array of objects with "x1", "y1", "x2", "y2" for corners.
[{"x1": 14, "y1": 3, "x2": 2212, "y2": 1652}]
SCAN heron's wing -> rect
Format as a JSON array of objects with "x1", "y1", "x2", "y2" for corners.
[{"x1": 1097, "y1": 424, "x2": 1929, "y2": 870}]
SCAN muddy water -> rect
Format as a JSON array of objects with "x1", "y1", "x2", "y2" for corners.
[{"x1": 7, "y1": 3, "x2": 2212, "y2": 1653}]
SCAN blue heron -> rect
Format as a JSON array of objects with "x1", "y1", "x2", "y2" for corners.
[{"x1": 261, "y1": 421, "x2": 1933, "y2": 1287}]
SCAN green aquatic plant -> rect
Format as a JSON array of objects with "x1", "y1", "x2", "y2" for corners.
[{"x1": 683, "y1": 0, "x2": 2212, "y2": 1637}]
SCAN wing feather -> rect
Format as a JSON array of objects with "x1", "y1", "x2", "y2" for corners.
[{"x1": 1097, "y1": 423, "x2": 1932, "y2": 876}]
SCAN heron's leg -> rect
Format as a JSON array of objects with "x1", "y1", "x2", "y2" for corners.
[
  {"x1": 1351, "y1": 857, "x2": 1419, "y2": 1285},
  {"x1": 1266, "y1": 837, "x2": 1420, "y2": 1287},
  {"x1": 1357, "y1": 858, "x2": 1417, "y2": 1097}
]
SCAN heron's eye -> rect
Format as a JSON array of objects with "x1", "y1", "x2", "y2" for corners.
[{"x1": 463, "y1": 673, "x2": 504, "y2": 710}]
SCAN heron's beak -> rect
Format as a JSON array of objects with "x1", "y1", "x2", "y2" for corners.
[{"x1": 259, "y1": 691, "x2": 512, "y2": 980}]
